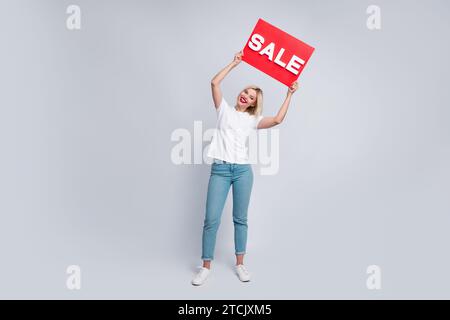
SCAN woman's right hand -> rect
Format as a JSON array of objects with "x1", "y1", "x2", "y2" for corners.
[{"x1": 232, "y1": 50, "x2": 243, "y2": 66}]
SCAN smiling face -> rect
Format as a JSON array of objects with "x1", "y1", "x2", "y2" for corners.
[{"x1": 236, "y1": 88, "x2": 258, "y2": 109}]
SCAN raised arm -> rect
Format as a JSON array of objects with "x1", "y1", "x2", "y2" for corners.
[
  {"x1": 211, "y1": 51, "x2": 243, "y2": 109},
  {"x1": 257, "y1": 81, "x2": 299, "y2": 129}
]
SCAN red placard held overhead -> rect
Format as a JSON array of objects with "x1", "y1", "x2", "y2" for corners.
[{"x1": 242, "y1": 19, "x2": 315, "y2": 86}]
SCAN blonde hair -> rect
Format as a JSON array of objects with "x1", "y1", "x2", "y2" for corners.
[{"x1": 239, "y1": 85, "x2": 263, "y2": 116}]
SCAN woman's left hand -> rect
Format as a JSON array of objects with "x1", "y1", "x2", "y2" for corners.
[{"x1": 287, "y1": 81, "x2": 299, "y2": 95}]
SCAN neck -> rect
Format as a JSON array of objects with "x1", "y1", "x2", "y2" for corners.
[{"x1": 235, "y1": 105, "x2": 247, "y2": 113}]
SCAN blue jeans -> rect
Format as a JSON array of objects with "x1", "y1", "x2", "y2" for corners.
[{"x1": 201, "y1": 159, "x2": 254, "y2": 261}]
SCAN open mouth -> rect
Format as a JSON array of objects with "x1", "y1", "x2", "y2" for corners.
[{"x1": 239, "y1": 97, "x2": 247, "y2": 104}]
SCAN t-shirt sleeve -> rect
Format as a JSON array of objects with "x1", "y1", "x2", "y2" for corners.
[
  {"x1": 216, "y1": 96, "x2": 229, "y2": 116},
  {"x1": 254, "y1": 114, "x2": 264, "y2": 129}
]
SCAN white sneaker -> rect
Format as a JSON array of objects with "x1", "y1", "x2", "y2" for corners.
[
  {"x1": 191, "y1": 267, "x2": 210, "y2": 286},
  {"x1": 235, "y1": 264, "x2": 251, "y2": 282}
]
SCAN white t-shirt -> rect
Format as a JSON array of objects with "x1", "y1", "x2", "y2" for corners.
[{"x1": 207, "y1": 96, "x2": 263, "y2": 164}]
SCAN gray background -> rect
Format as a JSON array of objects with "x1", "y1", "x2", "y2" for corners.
[{"x1": 0, "y1": 0, "x2": 449, "y2": 299}]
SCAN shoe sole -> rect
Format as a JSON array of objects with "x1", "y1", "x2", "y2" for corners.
[{"x1": 236, "y1": 275, "x2": 251, "y2": 282}]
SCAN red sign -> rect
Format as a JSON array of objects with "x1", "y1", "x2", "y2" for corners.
[{"x1": 242, "y1": 19, "x2": 315, "y2": 86}]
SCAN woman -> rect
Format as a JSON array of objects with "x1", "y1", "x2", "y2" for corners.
[{"x1": 192, "y1": 50, "x2": 299, "y2": 286}]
